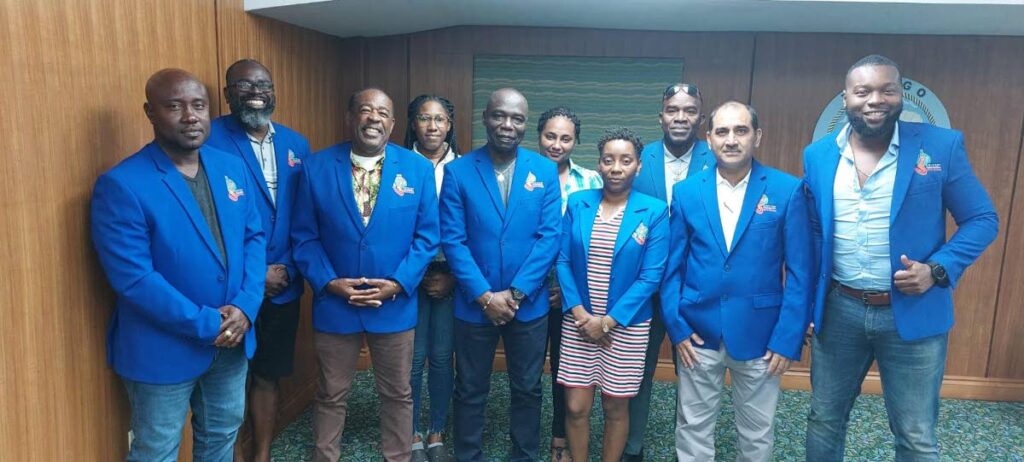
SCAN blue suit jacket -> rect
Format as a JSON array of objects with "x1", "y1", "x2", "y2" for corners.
[
  {"x1": 803, "y1": 122, "x2": 998, "y2": 340},
  {"x1": 661, "y1": 161, "x2": 815, "y2": 361},
  {"x1": 557, "y1": 190, "x2": 669, "y2": 327},
  {"x1": 633, "y1": 139, "x2": 715, "y2": 202},
  {"x1": 440, "y1": 146, "x2": 562, "y2": 324},
  {"x1": 291, "y1": 142, "x2": 439, "y2": 334},
  {"x1": 91, "y1": 142, "x2": 266, "y2": 384},
  {"x1": 207, "y1": 115, "x2": 309, "y2": 304}
]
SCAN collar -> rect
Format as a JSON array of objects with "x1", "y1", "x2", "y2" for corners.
[
  {"x1": 567, "y1": 159, "x2": 591, "y2": 177},
  {"x1": 663, "y1": 142, "x2": 694, "y2": 163},
  {"x1": 246, "y1": 121, "x2": 275, "y2": 144},
  {"x1": 350, "y1": 150, "x2": 385, "y2": 170},
  {"x1": 836, "y1": 121, "x2": 900, "y2": 161},
  {"x1": 413, "y1": 143, "x2": 456, "y2": 165},
  {"x1": 715, "y1": 168, "x2": 751, "y2": 190}
]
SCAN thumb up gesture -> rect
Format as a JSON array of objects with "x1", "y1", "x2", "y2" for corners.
[{"x1": 893, "y1": 254, "x2": 934, "y2": 295}]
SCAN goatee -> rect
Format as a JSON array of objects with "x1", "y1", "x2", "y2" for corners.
[{"x1": 229, "y1": 98, "x2": 275, "y2": 131}]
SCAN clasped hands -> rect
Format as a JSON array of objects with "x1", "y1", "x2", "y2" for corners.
[
  {"x1": 570, "y1": 306, "x2": 614, "y2": 348},
  {"x1": 327, "y1": 277, "x2": 403, "y2": 307},
  {"x1": 213, "y1": 305, "x2": 249, "y2": 348},
  {"x1": 477, "y1": 289, "x2": 518, "y2": 326}
]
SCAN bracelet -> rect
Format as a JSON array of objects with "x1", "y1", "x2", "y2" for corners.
[{"x1": 482, "y1": 293, "x2": 495, "y2": 311}]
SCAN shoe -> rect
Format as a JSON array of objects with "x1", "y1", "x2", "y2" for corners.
[
  {"x1": 426, "y1": 443, "x2": 453, "y2": 462},
  {"x1": 552, "y1": 445, "x2": 570, "y2": 461},
  {"x1": 620, "y1": 448, "x2": 644, "y2": 462},
  {"x1": 412, "y1": 447, "x2": 429, "y2": 462}
]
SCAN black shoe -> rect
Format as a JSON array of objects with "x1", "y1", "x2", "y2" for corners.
[
  {"x1": 412, "y1": 446, "x2": 429, "y2": 462},
  {"x1": 426, "y1": 443, "x2": 454, "y2": 462},
  {"x1": 620, "y1": 448, "x2": 644, "y2": 462}
]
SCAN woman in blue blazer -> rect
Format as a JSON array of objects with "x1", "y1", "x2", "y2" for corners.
[{"x1": 555, "y1": 128, "x2": 669, "y2": 462}]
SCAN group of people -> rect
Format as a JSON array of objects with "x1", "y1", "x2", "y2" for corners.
[{"x1": 90, "y1": 53, "x2": 998, "y2": 462}]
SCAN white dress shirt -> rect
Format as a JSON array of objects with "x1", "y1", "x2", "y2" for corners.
[
  {"x1": 248, "y1": 122, "x2": 277, "y2": 204},
  {"x1": 717, "y1": 168, "x2": 751, "y2": 252},
  {"x1": 664, "y1": 143, "x2": 694, "y2": 205}
]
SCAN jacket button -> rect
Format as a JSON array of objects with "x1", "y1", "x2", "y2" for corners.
[
  {"x1": 270, "y1": 216, "x2": 276, "y2": 223},
  {"x1": 361, "y1": 243, "x2": 368, "y2": 249},
  {"x1": 721, "y1": 295, "x2": 729, "y2": 302},
  {"x1": 724, "y1": 264, "x2": 731, "y2": 272},
  {"x1": 268, "y1": 245, "x2": 276, "y2": 252},
  {"x1": 217, "y1": 274, "x2": 225, "y2": 282}
]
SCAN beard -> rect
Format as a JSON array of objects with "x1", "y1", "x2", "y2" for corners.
[
  {"x1": 228, "y1": 97, "x2": 275, "y2": 131},
  {"x1": 847, "y1": 102, "x2": 902, "y2": 139}
]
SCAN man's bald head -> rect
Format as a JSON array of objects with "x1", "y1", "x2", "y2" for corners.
[
  {"x1": 483, "y1": 88, "x2": 529, "y2": 156},
  {"x1": 144, "y1": 68, "x2": 211, "y2": 155}
]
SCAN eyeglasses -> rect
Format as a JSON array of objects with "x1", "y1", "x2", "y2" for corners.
[
  {"x1": 229, "y1": 80, "x2": 274, "y2": 92},
  {"x1": 414, "y1": 114, "x2": 450, "y2": 126},
  {"x1": 663, "y1": 83, "x2": 702, "y2": 102}
]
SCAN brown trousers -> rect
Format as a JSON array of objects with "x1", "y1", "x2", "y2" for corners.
[{"x1": 312, "y1": 329, "x2": 414, "y2": 462}]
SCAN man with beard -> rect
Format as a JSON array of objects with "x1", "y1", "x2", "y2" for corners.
[
  {"x1": 624, "y1": 83, "x2": 715, "y2": 462},
  {"x1": 440, "y1": 88, "x2": 561, "y2": 461},
  {"x1": 206, "y1": 59, "x2": 310, "y2": 462},
  {"x1": 292, "y1": 88, "x2": 439, "y2": 462},
  {"x1": 91, "y1": 69, "x2": 265, "y2": 460},
  {"x1": 802, "y1": 55, "x2": 998, "y2": 461}
]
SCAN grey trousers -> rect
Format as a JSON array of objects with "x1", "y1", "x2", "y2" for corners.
[{"x1": 675, "y1": 344, "x2": 780, "y2": 462}]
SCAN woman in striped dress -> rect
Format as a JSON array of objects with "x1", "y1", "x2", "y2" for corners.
[{"x1": 555, "y1": 127, "x2": 669, "y2": 462}]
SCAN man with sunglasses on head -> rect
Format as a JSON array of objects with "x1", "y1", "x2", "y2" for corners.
[
  {"x1": 623, "y1": 82, "x2": 715, "y2": 461},
  {"x1": 207, "y1": 58, "x2": 310, "y2": 462}
]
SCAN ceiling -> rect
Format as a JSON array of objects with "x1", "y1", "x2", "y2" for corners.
[{"x1": 245, "y1": 0, "x2": 1024, "y2": 38}]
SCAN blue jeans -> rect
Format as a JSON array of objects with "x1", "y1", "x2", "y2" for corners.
[
  {"x1": 806, "y1": 286, "x2": 947, "y2": 462},
  {"x1": 123, "y1": 346, "x2": 248, "y2": 462},
  {"x1": 453, "y1": 315, "x2": 548, "y2": 462},
  {"x1": 411, "y1": 290, "x2": 456, "y2": 434}
]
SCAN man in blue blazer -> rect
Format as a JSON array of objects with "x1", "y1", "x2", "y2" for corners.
[
  {"x1": 91, "y1": 69, "x2": 266, "y2": 461},
  {"x1": 206, "y1": 59, "x2": 310, "y2": 462},
  {"x1": 291, "y1": 88, "x2": 439, "y2": 462},
  {"x1": 661, "y1": 102, "x2": 815, "y2": 461},
  {"x1": 440, "y1": 88, "x2": 561, "y2": 462},
  {"x1": 624, "y1": 82, "x2": 716, "y2": 461},
  {"x1": 803, "y1": 55, "x2": 998, "y2": 461}
]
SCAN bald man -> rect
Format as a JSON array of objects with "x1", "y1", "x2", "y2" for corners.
[
  {"x1": 91, "y1": 69, "x2": 266, "y2": 461},
  {"x1": 440, "y1": 88, "x2": 561, "y2": 461}
]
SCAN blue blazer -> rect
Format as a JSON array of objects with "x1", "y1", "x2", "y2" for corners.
[
  {"x1": 803, "y1": 122, "x2": 998, "y2": 341},
  {"x1": 291, "y1": 142, "x2": 439, "y2": 334},
  {"x1": 557, "y1": 190, "x2": 669, "y2": 327},
  {"x1": 91, "y1": 142, "x2": 266, "y2": 384},
  {"x1": 440, "y1": 146, "x2": 562, "y2": 324},
  {"x1": 207, "y1": 115, "x2": 309, "y2": 304},
  {"x1": 632, "y1": 139, "x2": 715, "y2": 202},
  {"x1": 660, "y1": 161, "x2": 815, "y2": 361}
]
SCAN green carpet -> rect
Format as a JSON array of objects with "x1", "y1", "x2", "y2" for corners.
[{"x1": 271, "y1": 371, "x2": 1024, "y2": 461}]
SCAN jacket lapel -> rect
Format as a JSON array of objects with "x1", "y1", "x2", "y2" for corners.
[
  {"x1": 333, "y1": 144, "x2": 366, "y2": 232},
  {"x1": 366, "y1": 145, "x2": 399, "y2": 232},
  {"x1": 890, "y1": 123, "x2": 920, "y2": 223},
  {"x1": 576, "y1": 191, "x2": 598, "y2": 259},
  {"x1": 688, "y1": 141, "x2": 713, "y2": 178},
  {"x1": 612, "y1": 195, "x2": 647, "y2": 258},
  {"x1": 202, "y1": 151, "x2": 234, "y2": 269},
  {"x1": 728, "y1": 161, "x2": 768, "y2": 255},
  {"x1": 699, "y1": 173, "x2": 729, "y2": 259},
  {"x1": 474, "y1": 152, "x2": 505, "y2": 218},
  {"x1": 150, "y1": 145, "x2": 226, "y2": 268},
  {"x1": 504, "y1": 151, "x2": 530, "y2": 226},
  {"x1": 225, "y1": 117, "x2": 275, "y2": 207},
  {"x1": 646, "y1": 141, "x2": 667, "y2": 200}
]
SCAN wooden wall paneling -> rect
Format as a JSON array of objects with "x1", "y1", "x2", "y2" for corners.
[
  {"x1": 0, "y1": 0, "x2": 220, "y2": 460},
  {"x1": 362, "y1": 35, "x2": 411, "y2": 145},
  {"x1": 986, "y1": 114, "x2": 1024, "y2": 379},
  {"x1": 749, "y1": 33, "x2": 1024, "y2": 378}
]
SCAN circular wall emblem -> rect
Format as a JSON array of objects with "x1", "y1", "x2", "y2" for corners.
[{"x1": 812, "y1": 77, "x2": 950, "y2": 141}]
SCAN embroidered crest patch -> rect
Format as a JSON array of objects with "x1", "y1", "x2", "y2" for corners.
[
  {"x1": 392, "y1": 174, "x2": 415, "y2": 196},
  {"x1": 914, "y1": 150, "x2": 942, "y2": 176},
  {"x1": 755, "y1": 194, "x2": 777, "y2": 215},
  {"x1": 524, "y1": 172, "x2": 544, "y2": 191},
  {"x1": 632, "y1": 222, "x2": 648, "y2": 245},
  {"x1": 287, "y1": 149, "x2": 302, "y2": 167},
  {"x1": 225, "y1": 176, "x2": 245, "y2": 201}
]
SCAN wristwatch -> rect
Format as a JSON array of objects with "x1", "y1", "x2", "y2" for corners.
[
  {"x1": 510, "y1": 288, "x2": 526, "y2": 303},
  {"x1": 927, "y1": 261, "x2": 950, "y2": 288}
]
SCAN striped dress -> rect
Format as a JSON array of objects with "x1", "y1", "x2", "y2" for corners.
[{"x1": 556, "y1": 206, "x2": 652, "y2": 398}]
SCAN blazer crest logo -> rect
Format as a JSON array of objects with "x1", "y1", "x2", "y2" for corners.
[
  {"x1": 632, "y1": 222, "x2": 648, "y2": 246},
  {"x1": 914, "y1": 150, "x2": 942, "y2": 176},
  {"x1": 524, "y1": 172, "x2": 544, "y2": 191},
  {"x1": 225, "y1": 176, "x2": 245, "y2": 202},
  {"x1": 287, "y1": 149, "x2": 302, "y2": 167},
  {"x1": 755, "y1": 194, "x2": 777, "y2": 215},
  {"x1": 392, "y1": 173, "x2": 415, "y2": 196}
]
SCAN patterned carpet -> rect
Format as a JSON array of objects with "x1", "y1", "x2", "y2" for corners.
[{"x1": 271, "y1": 371, "x2": 1024, "y2": 461}]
